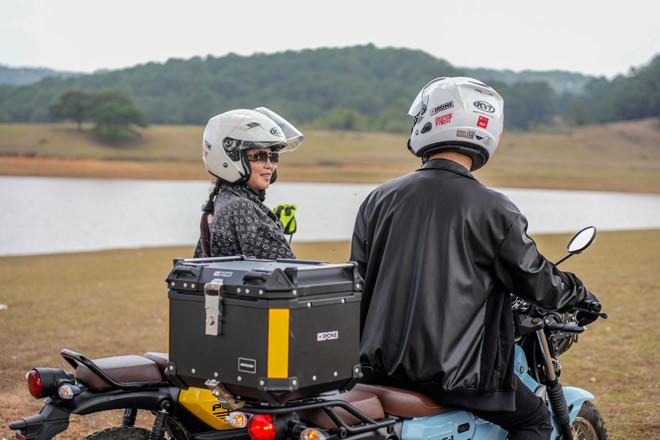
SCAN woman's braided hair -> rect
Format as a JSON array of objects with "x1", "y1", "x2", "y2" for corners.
[{"x1": 199, "y1": 179, "x2": 222, "y2": 258}]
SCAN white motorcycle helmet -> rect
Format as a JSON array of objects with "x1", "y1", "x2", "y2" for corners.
[
  {"x1": 202, "y1": 107, "x2": 304, "y2": 183},
  {"x1": 407, "y1": 77, "x2": 504, "y2": 171}
]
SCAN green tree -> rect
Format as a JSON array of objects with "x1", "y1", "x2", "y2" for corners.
[
  {"x1": 49, "y1": 89, "x2": 94, "y2": 129},
  {"x1": 316, "y1": 107, "x2": 369, "y2": 131},
  {"x1": 563, "y1": 96, "x2": 592, "y2": 126},
  {"x1": 373, "y1": 97, "x2": 411, "y2": 133},
  {"x1": 90, "y1": 90, "x2": 147, "y2": 142}
]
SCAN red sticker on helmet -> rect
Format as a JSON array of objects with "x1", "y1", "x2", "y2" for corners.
[
  {"x1": 477, "y1": 116, "x2": 489, "y2": 128},
  {"x1": 435, "y1": 113, "x2": 453, "y2": 126}
]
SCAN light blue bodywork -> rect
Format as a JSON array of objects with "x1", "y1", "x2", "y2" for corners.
[{"x1": 401, "y1": 346, "x2": 594, "y2": 439}]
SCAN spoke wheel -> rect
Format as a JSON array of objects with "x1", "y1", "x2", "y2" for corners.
[
  {"x1": 82, "y1": 426, "x2": 151, "y2": 440},
  {"x1": 570, "y1": 401, "x2": 607, "y2": 440}
]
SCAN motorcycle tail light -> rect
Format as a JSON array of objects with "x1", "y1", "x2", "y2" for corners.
[
  {"x1": 26, "y1": 368, "x2": 71, "y2": 399},
  {"x1": 26, "y1": 370, "x2": 43, "y2": 399},
  {"x1": 247, "y1": 414, "x2": 276, "y2": 440},
  {"x1": 227, "y1": 411, "x2": 249, "y2": 428},
  {"x1": 301, "y1": 428, "x2": 328, "y2": 440}
]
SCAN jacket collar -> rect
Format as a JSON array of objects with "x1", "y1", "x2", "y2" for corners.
[
  {"x1": 418, "y1": 158, "x2": 477, "y2": 181},
  {"x1": 222, "y1": 181, "x2": 267, "y2": 202}
]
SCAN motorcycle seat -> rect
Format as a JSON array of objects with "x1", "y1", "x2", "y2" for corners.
[
  {"x1": 297, "y1": 388, "x2": 386, "y2": 429},
  {"x1": 75, "y1": 355, "x2": 164, "y2": 389},
  {"x1": 143, "y1": 352, "x2": 169, "y2": 376},
  {"x1": 353, "y1": 383, "x2": 451, "y2": 417}
]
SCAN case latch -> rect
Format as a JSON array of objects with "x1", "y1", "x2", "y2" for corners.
[{"x1": 204, "y1": 278, "x2": 223, "y2": 336}]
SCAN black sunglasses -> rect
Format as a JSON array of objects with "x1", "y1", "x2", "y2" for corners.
[{"x1": 246, "y1": 151, "x2": 279, "y2": 164}]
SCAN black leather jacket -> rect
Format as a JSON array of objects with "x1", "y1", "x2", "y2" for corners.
[{"x1": 350, "y1": 159, "x2": 588, "y2": 411}]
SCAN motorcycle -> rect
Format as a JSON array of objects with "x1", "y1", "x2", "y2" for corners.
[
  {"x1": 8, "y1": 347, "x2": 250, "y2": 439},
  {"x1": 9, "y1": 226, "x2": 607, "y2": 440}
]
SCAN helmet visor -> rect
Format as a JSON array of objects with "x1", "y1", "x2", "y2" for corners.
[
  {"x1": 408, "y1": 77, "x2": 448, "y2": 120},
  {"x1": 240, "y1": 140, "x2": 287, "y2": 151},
  {"x1": 253, "y1": 107, "x2": 304, "y2": 152}
]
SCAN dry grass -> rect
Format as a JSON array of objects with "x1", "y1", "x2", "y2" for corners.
[
  {"x1": 1, "y1": 119, "x2": 659, "y2": 192},
  {"x1": 0, "y1": 231, "x2": 658, "y2": 439},
  {"x1": 1, "y1": 119, "x2": 658, "y2": 437}
]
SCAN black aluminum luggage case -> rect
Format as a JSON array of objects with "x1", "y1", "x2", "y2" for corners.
[{"x1": 166, "y1": 256, "x2": 363, "y2": 406}]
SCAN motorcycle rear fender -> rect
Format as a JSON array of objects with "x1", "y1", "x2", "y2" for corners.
[
  {"x1": 563, "y1": 386, "x2": 594, "y2": 423},
  {"x1": 64, "y1": 387, "x2": 179, "y2": 415},
  {"x1": 9, "y1": 387, "x2": 179, "y2": 440},
  {"x1": 8, "y1": 404, "x2": 70, "y2": 440}
]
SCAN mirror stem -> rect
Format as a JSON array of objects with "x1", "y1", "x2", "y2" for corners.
[{"x1": 555, "y1": 253, "x2": 572, "y2": 266}]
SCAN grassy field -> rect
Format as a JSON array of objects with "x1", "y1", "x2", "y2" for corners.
[
  {"x1": 0, "y1": 231, "x2": 658, "y2": 439},
  {"x1": 0, "y1": 118, "x2": 659, "y2": 192},
  {"x1": 0, "y1": 120, "x2": 658, "y2": 438}
]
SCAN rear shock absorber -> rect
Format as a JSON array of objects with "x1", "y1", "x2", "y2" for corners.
[
  {"x1": 122, "y1": 408, "x2": 138, "y2": 428},
  {"x1": 150, "y1": 400, "x2": 173, "y2": 440}
]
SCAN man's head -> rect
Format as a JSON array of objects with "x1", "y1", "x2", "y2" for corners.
[{"x1": 407, "y1": 77, "x2": 504, "y2": 171}]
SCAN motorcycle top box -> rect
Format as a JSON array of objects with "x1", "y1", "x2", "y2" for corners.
[{"x1": 166, "y1": 256, "x2": 363, "y2": 406}]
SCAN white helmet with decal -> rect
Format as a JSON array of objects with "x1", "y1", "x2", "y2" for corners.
[
  {"x1": 202, "y1": 107, "x2": 303, "y2": 182},
  {"x1": 407, "y1": 76, "x2": 504, "y2": 170}
]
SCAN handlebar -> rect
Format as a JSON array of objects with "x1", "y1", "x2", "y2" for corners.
[
  {"x1": 582, "y1": 300, "x2": 602, "y2": 313},
  {"x1": 576, "y1": 300, "x2": 608, "y2": 319},
  {"x1": 546, "y1": 321, "x2": 585, "y2": 333}
]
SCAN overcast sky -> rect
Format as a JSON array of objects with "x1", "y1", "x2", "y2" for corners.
[{"x1": 1, "y1": 0, "x2": 658, "y2": 78}]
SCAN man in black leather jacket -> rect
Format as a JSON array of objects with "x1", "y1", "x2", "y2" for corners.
[{"x1": 350, "y1": 77, "x2": 598, "y2": 439}]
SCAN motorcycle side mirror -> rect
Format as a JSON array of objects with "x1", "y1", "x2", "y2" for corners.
[
  {"x1": 567, "y1": 226, "x2": 597, "y2": 254},
  {"x1": 556, "y1": 226, "x2": 597, "y2": 266}
]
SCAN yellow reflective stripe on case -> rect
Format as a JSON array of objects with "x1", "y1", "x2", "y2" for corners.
[
  {"x1": 178, "y1": 387, "x2": 235, "y2": 430},
  {"x1": 267, "y1": 308, "x2": 290, "y2": 378}
]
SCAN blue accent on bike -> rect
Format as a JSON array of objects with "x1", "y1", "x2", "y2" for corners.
[
  {"x1": 564, "y1": 386, "x2": 595, "y2": 421},
  {"x1": 400, "y1": 346, "x2": 595, "y2": 439}
]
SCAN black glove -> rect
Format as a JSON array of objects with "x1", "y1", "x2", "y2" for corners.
[{"x1": 576, "y1": 290, "x2": 601, "y2": 326}]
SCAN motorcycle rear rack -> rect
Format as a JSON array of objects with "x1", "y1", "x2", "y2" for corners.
[
  {"x1": 245, "y1": 398, "x2": 397, "y2": 436},
  {"x1": 61, "y1": 349, "x2": 170, "y2": 390}
]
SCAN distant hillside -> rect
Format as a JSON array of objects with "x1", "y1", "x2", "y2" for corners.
[
  {"x1": 1, "y1": 60, "x2": 594, "y2": 93},
  {"x1": 0, "y1": 65, "x2": 79, "y2": 86},
  {"x1": 461, "y1": 67, "x2": 594, "y2": 95},
  {"x1": 0, "y1": 46, "x2": 657, "y2": 130}
]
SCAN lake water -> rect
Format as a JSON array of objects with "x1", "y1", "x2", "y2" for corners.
[{"x1": 1, "y1": 176, "x2": 659, "y2": 257}]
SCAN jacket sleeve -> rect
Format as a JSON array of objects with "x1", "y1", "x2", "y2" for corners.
[
  {"x1": 493, "y1": 214, "x2": 588, "y2": 311},
  {"x1": 350, "y1": 202, "x2": 368, "y2": 279}
]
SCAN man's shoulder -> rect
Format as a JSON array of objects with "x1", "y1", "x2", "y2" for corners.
[
  {"x1": 363, "y1": 172, "x2": 419, "y2": 200},
  {"x1": 474, "y1": 185, "x2": 522, "y2": 217}
]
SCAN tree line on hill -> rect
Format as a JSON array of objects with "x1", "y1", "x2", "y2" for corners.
[{"x1": 0, "y1": 45, "x2": 657, "y2": 135}]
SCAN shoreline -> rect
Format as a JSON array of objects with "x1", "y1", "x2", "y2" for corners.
[{"x1": 2, "y1": 155, "x2": 659, "y2": 193}]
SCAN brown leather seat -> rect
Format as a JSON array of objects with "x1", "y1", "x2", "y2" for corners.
[
  {"x1": 143, "y1": 352, "x2": 169, "y2": 375},
  {"x1": 75, "y1": 355, "x2": 163, "y2": 389},
  {"x1": 353, "y1": 383, "x2": 451, "y2": 417},
  {"x1": 297, "y1": 388, "x2": 386, "y2": 429}
]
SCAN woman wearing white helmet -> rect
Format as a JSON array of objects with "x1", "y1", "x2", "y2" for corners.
[{"x1": 193, "y1": 107, "x2": 304, "y2": 259}]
